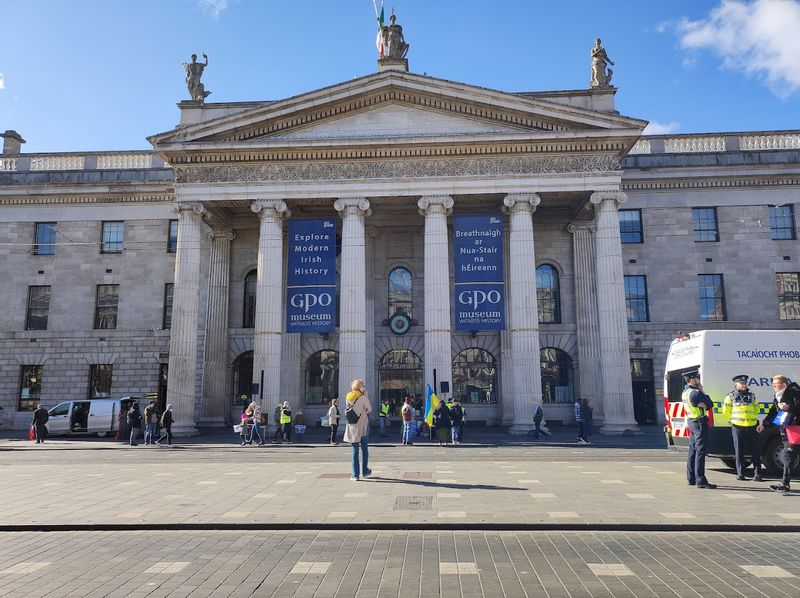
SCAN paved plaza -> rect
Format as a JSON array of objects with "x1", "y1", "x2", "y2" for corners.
[{"x1": 1, "y1": 430, "x2": 800, "y2": 596}]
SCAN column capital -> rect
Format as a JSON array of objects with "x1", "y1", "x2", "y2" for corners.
[
  {"x1": 417, "y1": 195, "x2": 453, "y2": 216},
  {"x1": 502, "y1": 193, "x2": 540, "y2": 214},
  {"x1": 205, "y1": 228, "x2": 236, "y2": 242},
  {"x1": 589, "y1": 190, "x2": 627, "y2": 207},
  {"x1": 171, "y1": 201, "x2": 205, "y2": 216},
  {"x1": 334, "y1": 197, "x2": 371, "y2": 217},
  {"x1": 251, "y1": 200, "x2": 289, "y2": 219},
  {"x1": 567, "y1": 221, "x2": 595, "y2": 235}
]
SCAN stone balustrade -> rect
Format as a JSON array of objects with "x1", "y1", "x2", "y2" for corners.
[
  {"x1": 664, "y1": 136, "x2": 725, "y2": 153},
  {"x1": 0, "y1": 157, "x2": 16, "y2": 171},
  {"x1": 740, "y1": 133, "x2": 800, "y2": 151},
  {"x1": 628, "y1": 139, "x2": 651, "y2": 155},
  {"x1": 627, "y1": 131, "x2": 800, "y2": 155},
  {"x1": 30, "y1": 154, "x2": 85, "y2": 171},
  {"x1": 96, "y1": 153, "x2": 154, "y2": 169},
  {"x1": 2, "y1": 151, "x2": 163, "y2": 171}
]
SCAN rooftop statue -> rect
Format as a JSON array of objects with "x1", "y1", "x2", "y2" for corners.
[
  {"x1": 183, "y1": 53, "x2": 211, "y2": 102},
  {"x1": 590, "y1": 38, "x2": 614, "y2": 88},
  {"x1": 381, "y1": 13, "x2": 409, "y2": 60}
]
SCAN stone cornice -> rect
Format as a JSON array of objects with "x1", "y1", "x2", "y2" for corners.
[
  {"x1": 0, "y1": 193, "x2": 175, "y2": 206},
  {"x1": 621, "y1": 175, "x2": 800, "y2": 191},
  {"x1": 176, "y1": 155, "x2": 619, "y2": 184}
]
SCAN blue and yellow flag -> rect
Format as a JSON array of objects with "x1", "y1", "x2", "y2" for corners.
[{"x1": 424, "y1": 384, "x2": 440, "y2": 426}]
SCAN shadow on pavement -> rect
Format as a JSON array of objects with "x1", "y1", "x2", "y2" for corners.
[{"x1": 365, "y1": 476, "x2": 526, "y2": 491}]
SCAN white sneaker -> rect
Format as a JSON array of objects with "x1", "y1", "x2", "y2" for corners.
[
  {"x1": 350, "y1": 476, "x2": 359, "y2": 481},
  {"x1": 584, "y1": 440, "x2": 591, "y2": 444},
  {"x1": 577, "y1": 439, "x2": 587, "y2": 445}
]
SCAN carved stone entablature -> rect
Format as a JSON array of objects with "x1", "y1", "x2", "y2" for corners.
[
  {"x1": 171, "y1": 201, "x2": 205, "y2": 215},
  {"x1": 251, "y1": 199, "x2": 289, "y2": 220},
  {"x1": 334, "y1": 197, "x2": 371, "y2": 218},
  {"x1": 502, "y1": 193, "x2": 541, "y2": 214},
  {"x1": 175, "y1": 155, "x2": 620, "y2": 184},
  {"x1": 418, "y1": 195, "x2": 454, "y2": 216}
]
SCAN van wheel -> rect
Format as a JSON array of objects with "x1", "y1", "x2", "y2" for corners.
[
  {"x1": 97, "y1": 432, "x2": 111, "y2": 438},
  {"x1": 720, "y1": 458, "x2": 737, "y2": 470},
  {"x1": 764, "y1": 436, "x2": 786, "y2": 476}
]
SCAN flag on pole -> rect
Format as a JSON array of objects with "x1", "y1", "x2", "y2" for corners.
[
  {"x1": 424, "y1": 384, "x2": 440, "y2": 426},
  {"x1": 373, "y1": 0, "x2": 385, "y2": 57}
]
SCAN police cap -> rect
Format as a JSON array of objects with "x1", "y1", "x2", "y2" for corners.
[
  {"x1": 682, "y1": 369, "x2": 700, "y2": 381},
  {"x1": 732, "y1": 374, "x2": 749, "y2": 384}
]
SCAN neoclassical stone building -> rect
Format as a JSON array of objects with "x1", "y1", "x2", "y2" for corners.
[{"x1": 1, "y1": 58, "x2": 798, "y2": 434}]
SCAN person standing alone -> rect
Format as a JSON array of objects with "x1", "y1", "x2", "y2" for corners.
[
  {"x1": 32, "y1": 403, "x2": 49, "y2": 444},
  {"x1": 344, "y1": 379, "x2": 372, "y2": 480},
  {"x1": 400, "y1": 396, "x2": 414, "y2": 446},
  {"x1": 327, "y1": 398, "x2": 340, "y2": 445},
  {"x1": 723, "y1": 374, "x2": 763, "y2": 481}
]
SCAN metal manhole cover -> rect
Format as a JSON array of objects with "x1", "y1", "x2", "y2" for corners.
[
  {"x1": 319, "y1": 473, "x2": 353, "y2": 478},
  {"x1": 402, "y1": 472, "x2": 433, "y2": 480},
  {"x1": 393, "y1": 496, "x2": 433, "y2": 511}
]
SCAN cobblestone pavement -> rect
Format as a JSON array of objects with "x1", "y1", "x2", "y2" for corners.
[{"x1": 0, "y1": 530, "x2": 799, "y2": 597}]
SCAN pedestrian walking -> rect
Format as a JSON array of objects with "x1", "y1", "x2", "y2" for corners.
[
  {"x1": 580, "y1": 399, "x2": 593, "y2": 444},
  {"x1": 400, "y1": 396, "x2": 415, "y2": 445},
  {"x1": 127, "y1": 402, "x2": 142, "y2": 446},
  {"x1": 432, "y1": 400, "x2": 452, "y2": 446},
  {"x1": 327, "y1": 398, "x2": 340, "y2": 445},
  {"x1": 531, "y1": 403, "x2": 545, "y2": 440},
  {"x1": 379, "y1": 398, "x2": 390, "y2": 437},
  {"x1": 156, "y1": 404, "x2": 174, "y2": 446},
  {"x1": 447, "y1": 398, "x2": 463, "y2": 444},
  {"x1": 143, "y1": 400, "x2": 158, "y2": 445},
  {"x1": 248, "y1": 402, "x2": 265, "y2": 445},
  {"x1": 343, "y1": 379, "x2": 372, "y2": 480},
  {"x1": 455, "y1": 400, "x2": 465, "y2": 442},
  {"x1": 31, "y1": 403, "x2": 49, "y2": 444},
  {"x1": 723, "y1": 374, "x2": 763, "y2": 481},
  {"x1": 759, "y1": 375, "x2": 800, "y2": 495},
  {"x1": 272, "y1": 404, "x2": 282, "y2": 443},
  {"x1": 118, "y1": 404, "x2": 130, "y2": 443},
  {"x1": 280, "y1": 401, "x2": 293, "y2": 443},
  {"x1": 682, "y1": 369, "x2": 716, "y2": 489},
  {"x1": 574, "y1": 398, "x2": 587, "y2": 444}
]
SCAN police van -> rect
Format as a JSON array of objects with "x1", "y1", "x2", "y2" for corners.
[{"x1": 663, "y1": 330, "x2": 800, "y2": 474}]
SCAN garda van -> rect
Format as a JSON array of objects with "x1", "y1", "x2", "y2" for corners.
[
  {"x1": 46, "y1": 397, "x2": 141, "y2": 437},
  {"x1": 663, "y1": 330, "x2": 800, "y2": 474}
]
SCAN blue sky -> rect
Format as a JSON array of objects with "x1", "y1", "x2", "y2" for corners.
[{"x1": 1, "y1": 0, "x2": 799, "y2": 153}]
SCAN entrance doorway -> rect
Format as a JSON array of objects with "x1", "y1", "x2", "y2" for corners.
[
  {"x1": 631, "y1": 358, "x2": 656, "y2": 424},
  {"x1": 378, "y1": 349, "x2": 423, "y2": 415},
  {"x1": 232, "y1": 351, "x2": 254, "y2": 417}
]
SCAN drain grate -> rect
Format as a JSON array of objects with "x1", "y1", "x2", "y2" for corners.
[
  {"x1": 319, "y1": 473, "x2": 353, "y2": 479},
  {"x1": 393, "y1": 496, "x2": 433, "y2": 511},
  {"x1": 403, "y1": 472, "x2": 433, "y2": 480}
]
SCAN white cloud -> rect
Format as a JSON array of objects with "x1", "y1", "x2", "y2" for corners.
[
  {"x1": 643, "y1": 121, "x2": 681, "y2": 135},
  {"x1": 677, "y1": 0, "x2": 800, "y2": 98},
  {"x1": 0, "y1": 73, "x2": 5, "y2": 90},
  {"x1": 195, "y1": 0, "x2": 230, "y2": 19}
]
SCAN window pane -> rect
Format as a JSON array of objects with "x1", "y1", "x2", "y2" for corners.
[
  {"x1": 167, "y1": 220, "x2": 178, "y2": 252},
  {"x1": 698, "y1": 274, "x2": 726, "y2": 321},
  {"x1": 624, "y1": 276, "x2": 649, "y2": 322},
  {"x1": 388, "y1": 267, "x2": 413, "y2": 319},
  {"x1": 306, "y1": 350, "x2": 339, "y2": 405},
  {"x1": 163, "y1": 283, "x2": 174, "y2": 329},
  {"x1": 452, "y1": 348, "x2": 497, "y2": 404},
  {"x1": 33, "y1": 222, "x2": 57, "y2": 255},
  {"x1": 95, "y1": 284, "x2": 119, "y2": 329},
  {"x1": 89, "y1": 364, "x2": 113, "y2": 398},
  {"x1": 101, "y1": 221, "x2": 124, "y2": 253},
  {"x1": 243, "y1": 271, "x2": 257, "y2": 328},
  {"x1": 540, "y1": 347, "x2": 574, "y2": 404},
  {"x1": 26, "y1": 286, "x2": 51, "y2": 330},
  {"x1": 536, "y1": 265, "x2": 561, "y2": 323},
  {"x1": 777, "y1": 273, "x2": 800, "y2": 320},
  {"x1": 19, "y1": 365, "x2": 43, "y2": 411},
  {"x1": 769, "y1": 205, "x2": 796, "y2": 240},
  {"x1": 619, "y1": 210, "x2": 642, "y2": 243},
  {"x1": 692, "y1": 208, "x2": 719, "y2": 242}
]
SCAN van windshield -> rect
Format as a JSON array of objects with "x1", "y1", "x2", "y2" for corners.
[{"x1": 666, "y1": 367, "x2": 698, "y2": 402}]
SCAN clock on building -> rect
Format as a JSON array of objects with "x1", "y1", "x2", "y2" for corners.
[{"x1": 388, "y1": 313, "x2": 411, "y2": 335}]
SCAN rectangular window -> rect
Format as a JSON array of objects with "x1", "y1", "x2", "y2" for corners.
[
  {"x1": 624, "y1": 275, "x2": 650, "y2": 322},
  {"x1": 698, "y1": 274, "x2": 727, "y2": 321},
  {"x1": 619, "y1": 210, "x2": 643, "y2": 244},
  {"x1": 692, "y1": 208, "x2": 719, "y2": 242},
  {"x1": 19, "y1": 365, "x2": 43, "y2": 411},
  {"x1": 777, "y1": 273, "x2": 800, "y2": 320},
  {"x1": 33, "y1": 222, "x2": 57, "y2": 255},
  {"x1": 26, "y1": 285, "x2": 51, "y2": 330},
  {"x1": 101, "y1": 221, "x2": 125, "y2": 253},
  {"x1": 94, "y1": 284, "x2": 119, "y2": 329},
  {"x1": 769, "y1": 205, "x2": 796, "y2": 240},
  {"x1": 163, "y1": 283, "x2": 174, "y2": 329},
  {"x1": 167, "y1": 220, "x2": 178, "y2": 253},
  {"x1": 88, "y1": 364, "x2": 113, "y2": 398}
]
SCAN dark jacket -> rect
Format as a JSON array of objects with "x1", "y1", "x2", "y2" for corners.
[
  {"x1": 763, "y1": 382, "x2": 800, "y2": 441},
  {"x1": 127, "y1": 406, "x2": 142, "y2": 428},
  {"x1": 432, "y1": 403, "x2": 452, "y2": 430},
  {"x1": 32, "y1": 407, "x2": 49, "y2": 426},
  {"x1": 161, "y1": 409, "x2": 173, "y2": 428},
  {"x1": 449, "y1": 404, "x2": 463, "y2": 426}
]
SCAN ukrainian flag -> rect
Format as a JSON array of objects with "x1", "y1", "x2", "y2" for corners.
[{"x1": 424, "y1": 384, "x2": 440, "y2": 426}]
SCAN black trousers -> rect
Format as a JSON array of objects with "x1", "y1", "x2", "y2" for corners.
[
  {"x1": 34, "y1": 422, "x2": 47, "y2": 443},
  {"x1": 731, "y1": 425, "x2": 761, "y2": 476},
  {"x1": 330, "y1": 423, "x2": 339, "y2": 443},
  {"x1": 781, "y1": 443, "x2": 796, "y2": 486},
  {"x1": 282, "y1": 423, "x2": 292, "y2": 442},
  {"x1": 687, "y1": 418, "x2": 710, "y2": 484},
  {"x1": 157, "y1": 426, "x2": 173, "y2": 445}
]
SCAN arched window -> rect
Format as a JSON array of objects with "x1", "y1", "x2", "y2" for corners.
[
  {"x1": 540, "y1": 347, "x2": 573, "y2": 403},
  {"x1": 378, "y1": 349, "x2": 423, "y2": 413},
  {"x1": 232, "y1": 350, "x2": 253, "y2": 407},
  {"x1": 388, "y1": 267, "x2": 412, "y2": 319},
  {"x1": 306, "y1": 350, "x2": 339, "y2": 405},
  {"x1": 536, "y1": 264, "x2": 561, "y2": 323},
  {"x1": 243, "y1": 270, "x2": 257, "y2": 328},
  {"x1": 452, "y1": 348, "x2": 497, "y2": 404}
]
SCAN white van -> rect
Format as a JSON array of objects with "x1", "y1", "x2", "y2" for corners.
[
  {"x1": 663, "y1": 330, "x2": 800, "y2": 474},
  {"x1": 47, "y1": 397, "x2": 141, "y2": 437}
]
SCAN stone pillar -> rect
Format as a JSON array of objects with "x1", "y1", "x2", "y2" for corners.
[
  {"x1": 568, "y1": 222, "x2": 603, "y2": 420},
  {"x1": 503, "y1": 193, "x2": 544, "y2": 434},
  {"x1": 166, "y1": 202, "x2": 205, "y2": 436},
  {"x1": 251, "y1": 200, "x2": 289, "y2": 430},
  {"x1": 417, "y1": 195, "x2": 454, "y2": 397},
  {"x1": 334, "y1": 197, "x2": 371, "y2": 403},
  {"x1": 200, "y1": 228, "x2": 235, "y2": 427},
  {"x1": 590, "y1": 190, "x2": 638, "y2": 433}
]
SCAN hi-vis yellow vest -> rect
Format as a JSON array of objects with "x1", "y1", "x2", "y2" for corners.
[
  {"x1": 280, "y1": 408, "x2": 292, "y2": 424},
  {"x1": 682, "y1": 387, "x2": 705, "y2": 419},
  {"x1": 722, "y1": 391, "x2": 759, "y2": 427},
  {"x1": 380, "y1": 403, "x2": 389, "y2": 417}
]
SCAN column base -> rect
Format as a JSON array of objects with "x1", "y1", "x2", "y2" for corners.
[
  {"x1": 599, "y1": 421, "x2": 639, "y2": 435},
  {"x1": 196, "y1": 416, "x2": 227, "y2": 428},
  {"x1": 508, "y1": 424, "x2": 533, "y2": 436},
  {"x1": 170, "y1": 423, "x2": 201, "y2": 437}
]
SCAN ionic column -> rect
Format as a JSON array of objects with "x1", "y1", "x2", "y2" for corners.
[
  {"x1": 503, "y1": 193, "x2": 543, "y2": 434},
  {"x1": 166, "y1": 201, "x2": 205, "y2": 436},
  {"x1": 200, "y1": 228, "x2": 235, "y2": 427},
  {"x1": 590, "y1": 191, "x2": 638, "y2": 433},
  {"x1": 334, "y1": 197, "x2": 371, "y2": 403},
  {"x1": 417, "y1": 195, "x2": 454, "y2": 397},
  {"x1": 568, "y1": 222, "x2": 603, "y2": 420},
  {"x1": 251, "y1": 200, "x2": 289, "y2": 428}
]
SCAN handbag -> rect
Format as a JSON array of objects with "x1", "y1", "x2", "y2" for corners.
[
  {"x1": 321, "y1": 416, "x2": 330, "y2": 427},
  {"x1": 786, "y1": 425, "x2": 800, "y2": 445},
  {"x1": 233, "y1": 424, "x2": 242, "y2": 433},
  {"x1": 345, "y1": 395, "x2": 362, "y2": 424},
  {"x1": 28, "y1": 426, "x2": 35, "y2": 440}
]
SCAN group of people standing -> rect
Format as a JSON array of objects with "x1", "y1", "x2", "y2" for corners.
[
  {"x1": 121, "y1": 401, "x2": 174, "y2": 446},
  {"x1": 238, "y1": 400, "x2": 295, "y2": 445},
  {"x1": 431, "y1": 398, "x2": 465, "y2": 446}
]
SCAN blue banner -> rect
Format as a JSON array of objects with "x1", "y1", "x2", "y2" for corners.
[
  {"x1": 286, "y1": 219, "x2": 337, "y2": 333},
  {"x1": 453, "y1": 214, "x2": 505, "y2": 331}
]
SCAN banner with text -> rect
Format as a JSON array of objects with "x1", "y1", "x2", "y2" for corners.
[
  {"x1": 453, "y1": 214, "x2": 505, "y2": 331},
  {"x1": 286, "y1": 219, "x2": 337, "y2": 333}
]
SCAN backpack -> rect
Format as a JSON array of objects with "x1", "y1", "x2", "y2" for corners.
[
  {"x1": 345, "y1": 396, "x2": 361, "y2": 424},
  {"x1": 402, "y1": 405, "x2": 413, "y2": 421}
]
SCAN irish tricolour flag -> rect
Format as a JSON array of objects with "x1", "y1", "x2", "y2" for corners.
[{"x1": 373, "y1": 0, "x2": 385, "y2": 57}]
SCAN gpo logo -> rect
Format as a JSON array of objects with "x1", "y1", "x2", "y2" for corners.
[
  {"x1": 290, "y1": 292, "x2": 332, "y2": 313},
  {"x1": 458, "y1": 289, "x2": 502, "y2": 310}
]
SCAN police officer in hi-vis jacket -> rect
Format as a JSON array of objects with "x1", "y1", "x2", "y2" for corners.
[
  {"x1": 682, "y1": 369, "x2": 717, "y2": 489},
  {"x1": 722, "y1": 374, "x2": 764, "y2": 482}
]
